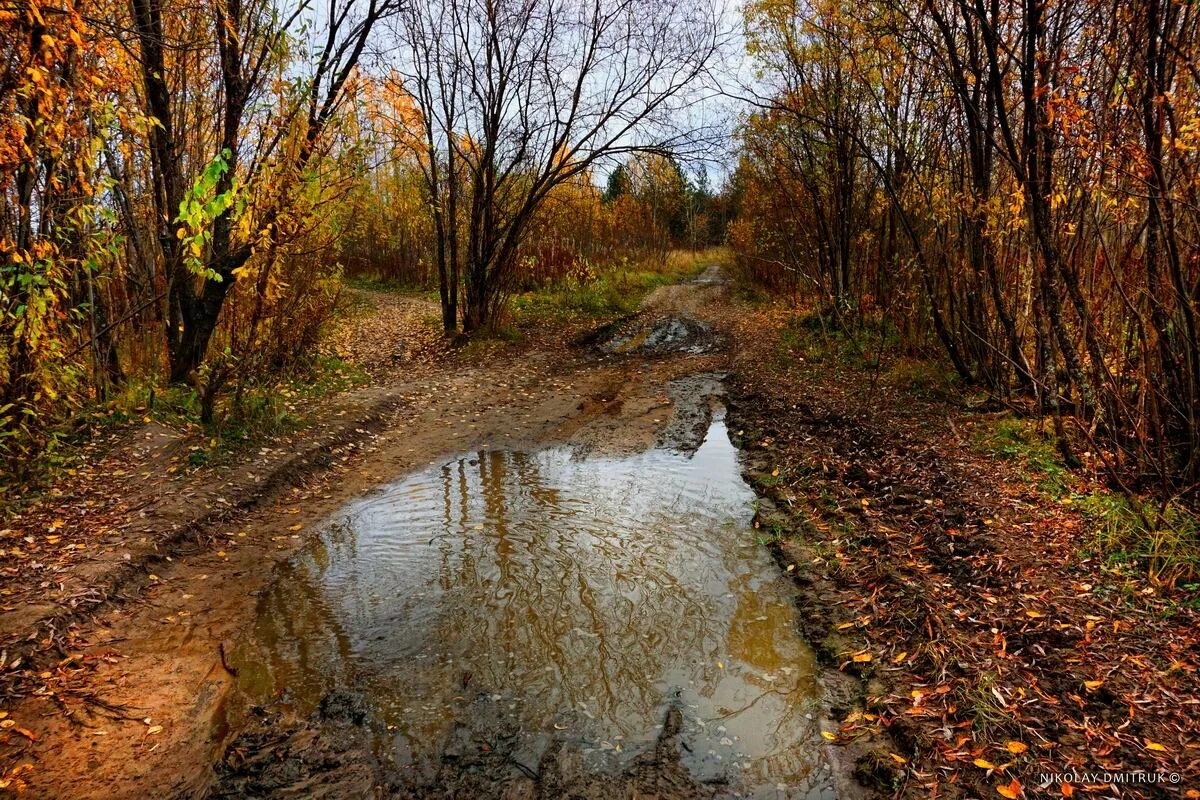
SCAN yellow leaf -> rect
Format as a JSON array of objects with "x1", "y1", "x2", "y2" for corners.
[
  {"x1": 1004, "y1": 741, "x2": 1028, "y2": 755},
  {"x1": 889, "y1": 753, "x2": 907, "y2": 764},
  {"x1": 1024, "y1": 610, "x2": 1045, "y2": 618},
  {"x1": 288, "y1": 524, "x2": 302, "y2": 531},
  {"x1": 1144, "y1": 739, "x2": 1168, "y2": 752},
  {"x1": 820, "y1": 730, "x2": 837, "y2": 741},
  {"x1": 893, "y1": 651, "x2": 908, "y2": 663},
  {"x1": 146, "y1": 725, "x2": 163, "y2": 735},
  {"x1": 851, "y1": 651, "x2": 872, "y2": 663},
  {"x1": 974, "y1": 758, "x2": 996, "y2": 770},
  {"x1": 997, "y1": 777, "x2": 1022, "y2": 798},
  {"x1": 1083, "y1": 680, "x2": 1103, "y2": 690}
]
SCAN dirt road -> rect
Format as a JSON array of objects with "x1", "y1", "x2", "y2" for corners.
[{"x1": 0, "y1": 266, "x2": 862, "y2": 799}]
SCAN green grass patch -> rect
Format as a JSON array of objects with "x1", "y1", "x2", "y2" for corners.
[
  {"x1": 1076, "y1": 491, "x2": 1200, "y2": 587},
  {"x1": 343, "y1": 274, "x2": 435, "y2": 296},
  {"x1": 885, "y1": 358, "x2": 960, "y2": 400},
  {"x1": 972, "y1": 416, "x2": 1070, "y2": 496},
  {"x1": 511, "y1": 250, "x2": 713, "y2": 322},
  {"x1": 775, "y1": 312, "x2": 900, "y2": 371},
  {"x1": 74, "y1": 356, "x2": 366, "y2": 474},
  {"x1": 974, "y1": 415, "x2": 1200, "y2": 587},
  {"x1": 205, "y1": 355, "x2": 369, "y2": 451}
]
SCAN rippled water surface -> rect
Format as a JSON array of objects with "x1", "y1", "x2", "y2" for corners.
[{"x1": 237, "y1": 413, "x2": 831, "y2": 797}]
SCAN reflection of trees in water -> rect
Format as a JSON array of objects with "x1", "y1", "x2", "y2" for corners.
[
  {"x1": 428, "y1": 449, "x2": 724, "y2": 736},
  {"x1": 710, "y1": 568, "x2": 818, "y2": 754},
  {"x1": 248, "y1": 523, "x2": 360, "y2": 714},
  {"x1": 247, "y1": 438, "x2": 815, "y2": 772}
]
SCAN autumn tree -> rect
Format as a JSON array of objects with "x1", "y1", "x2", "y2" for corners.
[
  {"x1": 0, "y1": 0, "x2": 120, "y2": 462},
  {"x1": 732, "y1": 0, "x2": 1200, "y2": 490},
  {"x1": 387, "y1": 0, "x2": 723, "y2": 333},
  {"x1": 128, "y1": 0, "x2": 400, "y2": 383}
]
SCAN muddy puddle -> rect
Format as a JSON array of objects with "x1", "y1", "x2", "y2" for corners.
[
  {"x1": 227, "y1": 410, "x2": 833, "y2": 798},
  {"x1": 600, "y1": 316, "x2": 718, "y2": 355}
]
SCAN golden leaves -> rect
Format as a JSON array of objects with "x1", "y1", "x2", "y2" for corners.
[{"x1": 996, "y1": 778, "x2": 1022, "y2": 798}]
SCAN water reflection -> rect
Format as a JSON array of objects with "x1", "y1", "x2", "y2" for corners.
[{"x1": 238, "y1": 413, "x2": 830, "y2": 797}]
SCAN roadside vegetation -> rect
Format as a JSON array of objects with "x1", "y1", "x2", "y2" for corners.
[
  {"x1": 511, "y1": 249, "x2": 723, "y2": 322},
  {"x1": 727, "y1": 305, "x2": 1200, "y2": 797},
  {"x1": 731, "y1": 0, "x2": 1200, "y2": 548}
]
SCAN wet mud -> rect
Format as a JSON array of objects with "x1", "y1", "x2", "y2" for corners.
[{"x1": 598, "y1": 316, "x2": 723, "y2": 357}]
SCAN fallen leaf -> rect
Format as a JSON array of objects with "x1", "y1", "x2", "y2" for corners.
[
  {"x1": 996, "y1": 777, "x2": 1022, "y2": 798},
  {"x1": 1144, "y1": 739, "x2": 1168, "y2": 752},
  {"x1": 146, "y1": 725, "x2": 163, "y2": 735},
  {"x1": 974, "y1": 758, "x2": 996, "y2": 770},
  {"x1": 851, "y1": 651, "x2": 872, "y2": 663},
  {"x1": 1004, "y1": 741, "x2": 1028, "y2": 755}
]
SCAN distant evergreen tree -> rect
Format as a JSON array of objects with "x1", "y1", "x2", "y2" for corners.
[{"x1": 603, "y1": 164, "x2": 631, "y2": 204}]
